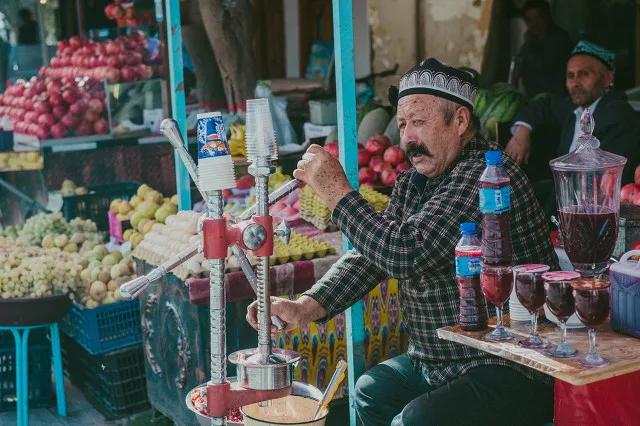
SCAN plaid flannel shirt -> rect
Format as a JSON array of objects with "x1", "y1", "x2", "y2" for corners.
[{"x1": 304, "y1": 136, "x2": 559, "y2": 386}]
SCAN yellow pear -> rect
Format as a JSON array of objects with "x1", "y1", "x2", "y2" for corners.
[
  {"x1": 136, "y1": 201, "x2": 159, "y2": 219},
  {"x1": 137, "y1": 184, "x2": 152, "y2": 198},
  {"x1": 130, "y1": 211, "x2": 144, "y2": 228},
  {"x1": 137, "y1": 218, "x2": 150, "y2": 233},
  {"x1": 143, "y1": 190, "x2": 163, "y2": 205},
  {"x1": 129, "y1": 195, "x2": 141, "y2": 208},
  {"x1": 142, "y1": 220, "x2": 157, "y2": 234}
]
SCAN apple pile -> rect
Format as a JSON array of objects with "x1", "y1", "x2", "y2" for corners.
[
  {"x1": 324, "y1": 134, "x2": 410, "y2": 187},
  {"x1": 0, "y1": 76, "x2": 108, "y2": 140},
  {"x1": 42, "y1": 32, "x2": 157, "y2": 83},
  {"x1": 620, "y1": 165, "x2": 640, "y2": 206},
  {"x1": 104, "y1": 1, "x2": 155, "y2": 27}
]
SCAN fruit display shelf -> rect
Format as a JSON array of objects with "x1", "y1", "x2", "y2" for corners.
[
  {"x1": 13, "y1": 129, "x2": 156, "y2": 153},
  {"x1": 300, "y1": 185, "x2": 389, "y2": 231},
  {"x1": 0, "y1": 151, "x2": 43, "y2": 172},
  {"x1": 270, "y1": 230, "x2": 336, "y2": 265}
]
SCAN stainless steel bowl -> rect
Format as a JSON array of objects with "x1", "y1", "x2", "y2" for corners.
[
  {"x1": 228, "y1": 348, "x2": 301, "y2": 390},
  {"x1": 186, "y1": 381, "x2": 324, "y2": 426}
]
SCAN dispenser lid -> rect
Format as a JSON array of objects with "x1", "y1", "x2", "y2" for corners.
[
  {"x1": 609, "y1": 250, "x2": 640, "y2": 278},
  {"x1": 549, "y1": 108, "x2": 627, "y2": 172}
]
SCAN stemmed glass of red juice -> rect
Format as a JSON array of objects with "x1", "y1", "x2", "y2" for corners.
[
  {"x1": 572, "y1": 279, "x2": 611, "y2": 367},
  {"x1": 543, "y1": 271, "x2": 580, "y2": 358},
  {"x1": 514, "y1": 264, "x2": 550, "y2": 348},
  {"x1": 480, "y1": 263, "x2": 513, "y2": 341}
]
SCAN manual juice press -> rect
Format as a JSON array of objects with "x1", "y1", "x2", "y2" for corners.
[{"x1": 119, "y1": 99, "x2": 303, "y2": 425}]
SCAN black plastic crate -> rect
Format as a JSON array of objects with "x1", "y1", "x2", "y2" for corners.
[
  {"x1": 81, "y1": 380, "x2": 149, "y2": 421},
  {"x1": 0, "y1": 329, "x2": 52, "y2": 412},
  {"x1": 61, "y1": 182, "x2": 138, "y2": 231},
  {"x1": 62, "y1": 336, "x2": 149, "y2": 420}
]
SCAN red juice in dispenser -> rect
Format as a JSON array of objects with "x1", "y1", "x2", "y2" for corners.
[
  {"x1": 479, "y1": 151, "x2": 513, "y2": 266},
  {"x1": 455, "y1": 222, "x2": 488, "y2": 331}
]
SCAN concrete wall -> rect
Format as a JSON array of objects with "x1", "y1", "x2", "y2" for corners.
[
  {"x1": 368, "y1": 0, "x2": 493, "y2": 102},
  {"x1": 368, "y1": 0, "x2": 418, "y2": 103}
]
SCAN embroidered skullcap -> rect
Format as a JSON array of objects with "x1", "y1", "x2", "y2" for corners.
[
  {"x1": 389, "y1": 58, "x2": 478, "y2": 110},
  {"x1": 571, "y1": 41, "x2": 615, "y2": 70}
]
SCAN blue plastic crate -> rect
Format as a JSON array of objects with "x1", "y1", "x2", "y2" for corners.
[
  {"x1": 0, "y1": 329, "x2": 52, "y2": 411},
  {"x1": 61, "y1": 301, "x2": 141, "y2": 355}
]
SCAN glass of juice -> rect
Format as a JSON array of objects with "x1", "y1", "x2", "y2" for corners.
[
  {"x1": 572, "y1": 278, "x2": 611, "y2": 367},
  {"x1": 514, "y1": 264, "x2": 550, "y2": 348},
  {"x1": 480, "y1": 263, "x2": 513, "y2": 341},
  {"x1": 543, "y1": 271, "x2": 580, "y2": 358}
]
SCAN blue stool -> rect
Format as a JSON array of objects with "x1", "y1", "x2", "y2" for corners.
[{"x1": 0, "y1": 323, "x2": 67, "y2": 426}]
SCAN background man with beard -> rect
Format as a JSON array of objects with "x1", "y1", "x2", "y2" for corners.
[
  {"x1": 246, "y1": 58, "x2": 558, "y2": 425},
  {"x1": 506, "y1": 40, "x2": 640, "y2": 188}
]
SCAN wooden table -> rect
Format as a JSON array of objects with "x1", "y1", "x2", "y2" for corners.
[{"x1": 437, "y1": 316, "x2": 640, "y2": 386}]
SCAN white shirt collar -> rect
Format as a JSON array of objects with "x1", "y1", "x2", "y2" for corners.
[{"x1": 573, "y1": 96, "x2": 603, "y2": 117}]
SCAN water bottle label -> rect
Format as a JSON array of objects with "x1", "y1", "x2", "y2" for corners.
[
  {"x1": 456, "y1": 256, "x2": 481, "y2": 277},
  {"x1": 479, "y1": 186, "x2": 511, "y2": 214}
]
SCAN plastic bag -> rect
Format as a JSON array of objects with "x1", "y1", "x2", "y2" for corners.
[
  {"x1": 554, "y1": 371, "x2": 640, "y2": 425},
  {"x1": 255, "y1": 83, "x2": 297, "y2": 146}
]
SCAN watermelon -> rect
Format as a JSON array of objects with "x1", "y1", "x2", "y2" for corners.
[
  {"x1": 473, "y1": 89, "x2": 492, "y2": 118},
  {"x1": 491, "y1": 82, "x2": 516, "y2": 97}
]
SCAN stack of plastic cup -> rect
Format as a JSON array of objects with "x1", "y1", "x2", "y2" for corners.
[
  {"x1": 245, "y1": 98, "x2": 278, "y2": 163},
  {"x1": 196, "y1": 112, "x2": 236, "y2": 191}
]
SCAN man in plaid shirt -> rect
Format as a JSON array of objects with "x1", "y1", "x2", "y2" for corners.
[{"x1": 247, "y1": 59, "x2": 559, "y2": 425}]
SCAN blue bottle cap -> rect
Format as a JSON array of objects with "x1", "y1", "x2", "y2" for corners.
[
  {"x1": 484, "y1": 151, "x2": 503, "y2": 166},
  {"x1": 460, "y1": 222, "x2": 477, "y2": 235}
]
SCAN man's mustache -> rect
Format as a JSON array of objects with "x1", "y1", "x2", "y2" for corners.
[{"x1": 405, "y1": 142, "x2": 429, "y2": 158}]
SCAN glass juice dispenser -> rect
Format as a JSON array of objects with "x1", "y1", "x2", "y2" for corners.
[{"x1": 549, "y1": 109, "x2": 627, "y2": 277}]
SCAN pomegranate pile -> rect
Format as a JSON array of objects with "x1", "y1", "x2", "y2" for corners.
[
  {"x1": 620, "y1": 165, "x2": 640, "y2": 206},
  {"x1": 0, "y1": 77, "x2": 108, "y2": 140},
  {"x1": 44, "y1": 33, "x2": 158, "y2": 84},
  {"x1": 324, "y1": 134, "x2": 411, "y2": 187},
  {"x1": 0, "y1": 31, "x2": 160, "y2": 140}
]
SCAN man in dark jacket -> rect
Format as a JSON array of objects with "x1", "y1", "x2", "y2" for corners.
[
  {"x1": 506, "y1": 40, "x2": 640, "y2": 186},
  {"x1": 515, "y1": 0, "x2": 573, "y2": 98}
]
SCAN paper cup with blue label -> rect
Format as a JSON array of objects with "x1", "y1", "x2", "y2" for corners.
[{"x1": 196, "y1": 112, "x2": 236, "y2": 191}]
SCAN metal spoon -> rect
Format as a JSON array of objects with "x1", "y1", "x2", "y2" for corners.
[{"x1": 313, "y1": 360, "x2": 347, "y2": 420}]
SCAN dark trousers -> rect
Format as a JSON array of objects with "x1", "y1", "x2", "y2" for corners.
[{"x1": 354, "y1": 354, "x2": 554, "y2": 426}]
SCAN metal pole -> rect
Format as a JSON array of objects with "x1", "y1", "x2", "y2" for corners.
[
  {"x1": 75, "y1": 0, "x2": 85, "y2": 37},
  {"x1": 35, "y1": 2, "x2": 48, "y2": 65},
  {"x1": 165, "y1": 0, "x2": 192, "y2": 211},
  {"x1": 0, "y1": 178, "x2": 50, "y2": 213},
  {"x1": 332, "y1": 1, "x2": 364, "y2": 425},
  {"x1": 254, "y1": 166, "x2": 272, "y2": 361},
  {"x1": 207, "y1": 191, "x2": 226, "y2": 426}
]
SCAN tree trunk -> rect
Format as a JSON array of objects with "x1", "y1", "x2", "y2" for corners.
[
  {"x1": 181, "y1": 0, "x2": 226, "y2": 109},
  {"x1": 197, "y1": 0, "x2": 256, "y2": 113}
]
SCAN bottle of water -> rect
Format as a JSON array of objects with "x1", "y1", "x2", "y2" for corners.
[
  {"x1": 479, "y1": 151, "x2": 513, "y2": 266},
  {"x1": 455, "y1": 222, "x2": 488, "y2": 331}
]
